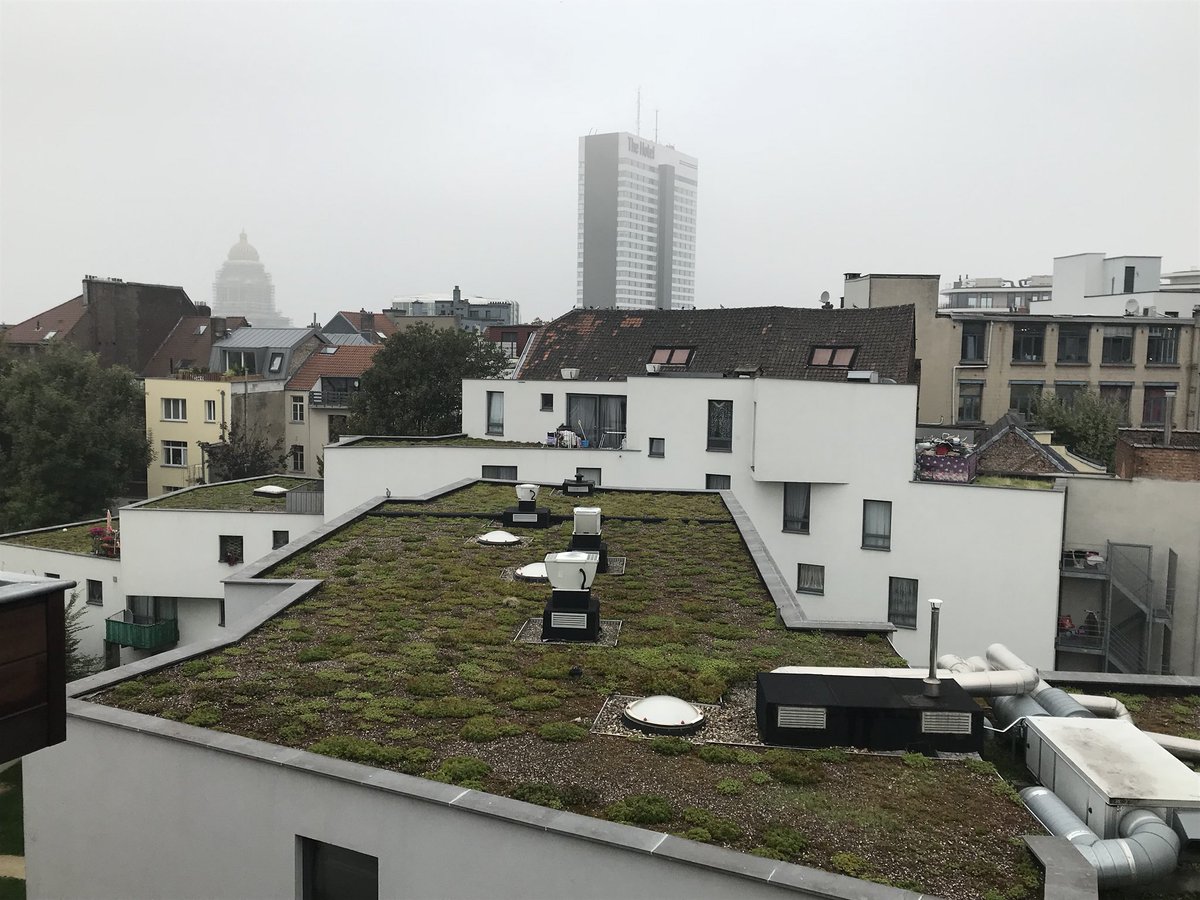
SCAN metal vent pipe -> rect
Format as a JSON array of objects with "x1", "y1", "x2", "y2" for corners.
[
  {"x1": 1034, "y1": 688, "x2": 1095, "y2": 718},
  {"x1": 992, "y1": 693, "x2": 1050, "y2": 728},
  {"x1": 1021, "y1": 787, "x2": 1180, "y2": 888}
]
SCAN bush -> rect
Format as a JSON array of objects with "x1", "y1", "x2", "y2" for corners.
[
  {"x1": 309, "y1": 735, "x2": 432, "y2": 774},
  {"x1": 298, "y1": 646, "x2": 336, "y2": 663},
  {"x1": 606, "y1": 794, "x2": 673, "y2": 825},
  {"x1": 697, "y1": 745, "x2": 740, "y2": 764},
  {"x1": 538, "y1": 722, "x2": 588, "y2": 743},
  {"x1": 760, "y1": 825, "x2": 807, "y2": 859},
  {"x1": 510, "y1": 694, "x2": 561, "y2": 711},
  {"x1": 512, "y1": 782, "x2": 567, "y2": 810},
  {"x1": 682, "y1": 808, "x2": 742, "y2": 843},
  {"x1": 901, "y1": 752, "x2": 933, "y2": 769},
  {"x1": 180, "y1": 659, "x2": 210, "y2": 676},
  {"x1": 763, "y1": 748, "x2": 823, "y2": 785},
  {"x1": 460, "y1": 716, "x2": 523, "y2": 742},
  {"x1": 715, "y1": 778, "x2": 743, "y2": 796},
  {"x1": 831, "y1": 852, "x2": 868, "y2": 877},
  {"x1": 406, "y1": 673, "x2": 452, "y2": 697},
  {"x1": 432, "y1": 756, "x2": 491, "y2": 787},
  {"x1": 184, "y1": 703, "x2": 221, "y2": 727},
  {"x1": 647, "y1": 736, "x2": 693, "y2": 757}
]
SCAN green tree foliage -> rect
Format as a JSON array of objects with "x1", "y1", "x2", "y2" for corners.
[
  {"x1": 349, "y1": 324, "x2": 509, "y2": 435},
  {"x1": 205, "y1": 420, "x2": 286, "y2": 482},
  {"x1": 1031, "y1": 390, "x2": 1125, "y2": 468},
  {"x1": 65, "y1": 590, "x2": 102, "y2": 681},
  {"x1": 0, "y1": 343, "x2": 150, "y2": 531}
]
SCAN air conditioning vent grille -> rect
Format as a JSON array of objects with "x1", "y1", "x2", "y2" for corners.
[
  {"x1": 921, "y1": 711, "x2": 972, "y2": 735},
  {"x1": 777, "y1": 706, "x2": 827, "y2": 729},
  {"x1": 550, "y1": 612, "x2": 587, "y2": 629}
]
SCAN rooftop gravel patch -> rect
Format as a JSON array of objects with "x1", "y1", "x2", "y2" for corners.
[
  {"x1": 1, "y1": 519, "x2": 112, "y2": 553},
  {"x1": 139, "y1": 477, "x2": 317, "y2": 511},
  {"x1": 97, "y1": 482, "x2": 1041, "y2": 898}
]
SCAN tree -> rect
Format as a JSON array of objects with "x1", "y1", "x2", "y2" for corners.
[
  {"x1": 65, "y1": 590, "x2": 102, "y2": 681},
  {"x1": 1031, "y1": 390, "x2": 1125, "y2": 468},
  {"x1": 0, "y1": 343, "x2": 151, "y2": 532},
  {"x1": 204, "y1": 420, "x2": 286, "y2": 482},
  {"x1": 349, "y1": 324, "x2": 509, "y2": 435}
]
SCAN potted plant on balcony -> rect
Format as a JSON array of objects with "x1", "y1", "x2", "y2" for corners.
[{"x1": 89, "y1": 512, "x2": 120, "y2": 558}]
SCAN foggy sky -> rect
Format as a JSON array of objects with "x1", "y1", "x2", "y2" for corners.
[{"x1": 1, "y1": 0, "x2": 1197, "y2": 328}]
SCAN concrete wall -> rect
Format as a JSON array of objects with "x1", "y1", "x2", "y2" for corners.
[
  {"x1": 329, "y1": 376, "x2": 1065, "y2": 668},
  {"x1": 0, "y1": 540, "x2": 120, "y2": 659},
  {"x1": 24, "y1": 708, "x2": 909, "y2": 900},
  {"x1": 1064, "y1": 476, "x2": 1200, "y2": 674}
]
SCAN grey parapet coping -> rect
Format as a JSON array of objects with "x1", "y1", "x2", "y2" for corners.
[
  {"x1": 1043, "y1": 671, "x2": 1200, "y2": 694},
  {"x1": 65, "y1": 698, "x2": 936, "y2": 899},
  {"x1": 1023, "y1": 836, "x2": 1098, "y2": 899}
]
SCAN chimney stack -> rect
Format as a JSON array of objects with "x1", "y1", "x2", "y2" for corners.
[
  {"x1": 924, "y1": 599, "x2": 943, "y2": 698},
  {"x1": 453, "y1": 285, "x2": 462, "y2": 303}
]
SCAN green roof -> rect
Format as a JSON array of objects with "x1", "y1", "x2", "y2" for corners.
[
  {"x1": 138, "y1": 476, "x2": 318, "y2": 511},
  {"x1": 1, "y1": 519, "x2": 112, "y2": 554},
  {"x1": 98, "y1": 482, "x2": 1041, "y2": 898}
]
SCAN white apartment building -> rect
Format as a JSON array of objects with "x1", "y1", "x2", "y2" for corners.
[{"x1": 577, "y1": 132, "x2": 698, "y2": 310}]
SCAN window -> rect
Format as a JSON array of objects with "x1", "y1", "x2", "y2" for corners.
[
  {"x1": 1123, "y1": 265, "x2": 1136, "y2": 293},
  {"x1": 888, "y1": 577, "x2": 919, "y2": 629},
  {"x1": 224, "y1": 350, "x2": 257, "y2": 374},
  {"x1": 706, "y1": 474, "x2": 731, "y2": 490},
  {"x1": 219, "y1": 535, "x2": 243, "y2": 565},
  {"x1": 707, "y1": 399, "x2": 733, "y2": 451},
  {"x1": 204, "y1": 399, "x2": 217, "y2": 422},
  {"x1": 809, "y1": 347, "x2": 857, "y2": 367},
  {"x1": 1099, "y1": 383, "x2": 1132, "y2": 424},
  {"x1": 481, "y1": 465, "x2": 517, "y2": 480},
  {"x1": 273, "y1": 530, "x2": 290, "y2": 550},
  {"x1": 957, "y1": 381, "x2": 983, "y2": 424},
  {"x1": 649, "y1": 437, "x2": 665, "y2": 458},
  {"x1": 566, "y1": 394, "x2": 626, "y2": 446},
  {"x1": 194, "y1": 324, "x2": 208, "y2": 335},
  {"x1": 1011, "y1": 324, "x2": 1045, "y2": 362},
  {"x1": 218, "y1": 599, "x2": 226, "y2": 628},
  {"x1": 540, "y1": 393, "x2": 554, "y2": 411},
  {"x1": 1056, "y1": 324, "x2": 1090, "y2": 364},
  {"x1": 328, "y1": 415, "x2": 348, "y2": 443},
  {"x1": 576, "y1": 467, "x2": 601, "y2": 486},
  {"x1": 783, "y1": 483, "x2": 810, "y2": 533},
  {"x1": 1147, "y1": 326, "x2": 1180, "y2": 365},
  {"x1": 292, "y1": 395, "x2": 305, "y2": 422},
  {"x1": 500, "y1": 331, "x2": 519, "y2": 358},
  {"x1": 486, "y1": 391, "x2": 504, "y2": 435},
  {"x1": 1102, "y1": 326, "x2": 1134, "y2": 364},
  {"x1": 1142, "y1": 385, "x2": 1176, "y2": 426},
  {"x1": 1009, "y1": 382, "x2": 1042, "y2": 418},
  {"x1": 128, "y1": 596, "x2": 176, "y2": 624},
  {"x1": 649, "y1": 347, "x2": 693, "y2": 365},
  {"x1": 960, "y1": 322, "x2": 986, "y2": 362},
  {"x1": 290, "y1": 444, "x2": 305, "y2": 472},
  {"x1": 1055, "y1": 382, "x2": 1087, "y2": 407},
  {"x1": 797, "y1": 564, "x2": 824, "y2": 595},
  {"x1": 86, "y1": 579, "x2": 103, "y2": 606},
  {"x1": 268, "y1": 352, "x2": 285, "y2": 374},
  {"x1": 862, "y1": 500, "x2": 892, "y2": 550},
  {"x1": 161, "y1": 398, "x2": 187, "y2": 421},
  {"x1": 162, "y1": 440, "x2": 187, "y2": 467},
  {"x1": 300, "y1": 837, "x2": 379, "y2": 900}
]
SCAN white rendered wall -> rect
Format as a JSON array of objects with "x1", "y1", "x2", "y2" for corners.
[
  {"x1": 328, "y1": 377, "x2": 1064, "y2": 667},
  {"x1": 25, "y1": 715, "x2": 818, "y2": 900},
  {"x1": 0, "y1": 541, "x2": 121, "y2": 659}
]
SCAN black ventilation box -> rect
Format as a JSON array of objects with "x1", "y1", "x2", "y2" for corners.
[
  {"x1": 756, "y1": 673, "x2": 983, "y2": 754},
  {"x1": 502, "y1": 497, "x2": 550, "y2": 528},
  {"x1": 542, "y1": 596, "x2": 600, "y2": 641}
]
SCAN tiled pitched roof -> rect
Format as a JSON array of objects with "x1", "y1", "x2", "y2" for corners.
[
  {"x1": 286, "y1": 345, "x2": 381, "y2": 390},
  {"x1": 514, "y1": 306, "x2": 916, "y2": 383},
  {"x1": 142, "y1": 316, "x2": 248, "y2": 377},
  {"x1": 2, "y1": 295, "x2": 86, "y2": 345},
  {"x1": 336, "y1": 311, "x2": 399, "y2": 338}
]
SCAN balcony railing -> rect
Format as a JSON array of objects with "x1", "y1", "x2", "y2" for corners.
[
  {"x1": 309, "y1": 390, "x2": 353, "y2": 408},
  {"x1": 105, "y1": 610, "x2": 179, "y2": 651},
  {"x1": 1060, "y1": 546, "x2": 1109, "y2": 577}
]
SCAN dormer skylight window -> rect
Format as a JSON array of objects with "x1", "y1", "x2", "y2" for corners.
[
  {"x1": 649, "y1": 347, "x2": 693, "y2": 366},
  {"x1": 809, "y1": 346, "x2": 857, "y2": 367},
  {"x1": 42, "y1": 331, "x2": 57, "y2": 341},
  {"x1": 321, "y1": 346, "x2": 339, "y2": 355},
  {"x1": 268, "y1": 352, "x2": 285, "y2": 373},
  {"x1": 194, "y1": 325, "x2": 208, "y2": 335}
]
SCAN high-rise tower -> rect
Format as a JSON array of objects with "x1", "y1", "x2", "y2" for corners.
[
  {"x1": 212, "y1": 231, "x2": 291, "y2": 327},
  {"x1": 577, "y1": 133, "x2": 698, "y2": 310}
]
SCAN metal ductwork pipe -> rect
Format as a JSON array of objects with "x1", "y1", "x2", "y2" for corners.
[
  {"x1": 985, "y1": 643, "x2": 1050, "y2": 695},
  {"x1": 1069, "y1": 693, "x2": 1132, "y2": 722},
  {"x1": 1033, "y1": 688, "x2": 1095, "y2": 719},
  {"x1": 1021, "y1": 787, "x2": 1181, "y2": 888},
  {"x1": 1146, "y1": 731, "x2": 1200, "y2": 762},
  {"x1": 992, "y1": 693, "x2": 1050, "y2": 728}
]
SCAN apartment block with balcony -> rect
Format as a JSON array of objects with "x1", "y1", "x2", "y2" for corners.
[
  {"x1": 284, "y1": 344, "x2": 380, "y2": 477},
  {"x1": 940, "y1": 274, "x2": 1053, "y2": 310}
]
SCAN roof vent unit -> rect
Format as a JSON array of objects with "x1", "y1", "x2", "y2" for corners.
[
  {"x1": 252, "y1": 485, "x2": 289, "y2": 497},
  {"x1": 503, "y1": 483, "x2": 550, "y2": 528},
  {"x1": 562, "y1": 473, "x2": 595, "y2": 496},
  {"x1": 623, "y1": 695, "x2": 706, "y2": 735},
  {"x1": 561, "y1": 367, "x2": 580, "y2": 380},
  {"x1": 541, "y1": 550, "x2": 601, "y2": 641},
  {"x1": 569, "y1": 506, "x2": 609, "y2": 572},
  {"x1": 477, "y1": 530, "x2": 521, "y2": 546},
  {"x1": 847, "y1": 370, "x2": 880, "y2": 383},
  {"x1": 646, "y1": 363, "x2": 663, "y2": 375}
]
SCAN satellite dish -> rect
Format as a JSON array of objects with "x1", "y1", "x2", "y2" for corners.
[
  {"x1": 820, "y1": 291, "x2": 830, "y2": 303},
  {"x1": 1125, "y1": 298, "x2": 1140, "y2": 316}
]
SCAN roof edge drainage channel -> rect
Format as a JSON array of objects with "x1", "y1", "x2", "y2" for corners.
[{"x1": 64, "y1": 699, "x2": 929, "y2": 900}]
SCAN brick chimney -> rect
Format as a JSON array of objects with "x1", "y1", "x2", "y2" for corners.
[
  {"x1": 453, "y1": 285, "x2": 462, "y2": 303},
  {"x1": 360, "y1": 309, "x2": 376, "y2": 338}
]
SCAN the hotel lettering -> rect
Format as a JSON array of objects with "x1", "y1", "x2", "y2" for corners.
[{"x1": 627, "y1": 137, "x2": 655, "y2": 160}]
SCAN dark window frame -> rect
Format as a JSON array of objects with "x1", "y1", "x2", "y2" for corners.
[
  {"x1": 273, "y1": 530, "x2": 290, "y2": 550},
  {"x1": 1147, "y1": 326, "x2": 1180, "y2": 365},
  {"x1": 1101, "y1": 325, "x2": 1134, "y2": 364},
  {"x1": 797, "y1": 563, "x2": 825, "y2": 595},
  {"x1": 706, "y1": 399, "x2": 733, "y2": 452},
  {"x1": 888, "y1": 577, "x2": 919, "y2": 630},
  {"x1": 1009, "y1": 381, "x2": 1043, "y2": 418},
  {"x1": 486, "y1": 391, "x2": 504, "y2": 435},
  {"x1": 481, "y1": 464, "x2": 517, "y2": 480},
  {"x1": 1056, "y1": 324, "x2": 1090, "y2": 364},
  {"x1": 957, "y1": 381, "x2": 984, "y2": 424},
  {"x1": 540, "y1": 393, "x2": 554, "y2": 412},
  {"x1": 783, "y1": 482, "x2": 811, "y2": 533},
  {"x1": 299, "y1": 836, "x2": 379, "y2": 900},
  {"x1": 706, "y1": 474, "x2": 731, "y2": 490},
  {"x1": 86, "y1": 579, "x2": 103, "y2": 606},
  {"x1": 1142, "y1": 385, "x2": 1177, "y2": 426},
  {"x1": 960, "y1": 322, "x2": 986, "y2": 362},
  {"x1": 219, "y1": 535, "x2": 244, "y2": 565},
  {"x1": 808, "y1": 346, "x2": 858, "y2": 367},
  {"x1": 649, "y1": 437, "x2": 665, "y2": 458},
  {"x1": 1012, "y1": 323, "x2": 1046, "y2": 363},
  {"x1": 862, "y1": 500, "x2": 892, "y2": 551}
]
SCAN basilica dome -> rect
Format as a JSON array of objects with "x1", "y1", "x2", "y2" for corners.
[{"x1": 227, "y1": 231, "x2": 260, "y2": 263}]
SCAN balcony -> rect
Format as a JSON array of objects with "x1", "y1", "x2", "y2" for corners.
[
  {"x1": 105, "y1": 610, "x2": 179, "y2": 651},
  {"x1": 309, "y1": 389, "x2": 353, "y2": 408},
  {"x1": 1060, "y1": 546, "x2": 1109, "y2": 578}
]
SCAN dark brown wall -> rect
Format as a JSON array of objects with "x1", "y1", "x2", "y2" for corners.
[
  {"x1": 73, "y1": 280, "x2": 197, "y2": 373},
  {"x1": 0, "y1": 586, "x2": 67, "y2": 764}
]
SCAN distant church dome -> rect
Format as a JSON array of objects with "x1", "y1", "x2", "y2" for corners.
[{"x1": 227, "y1": 231, "x2": 260, "y2": 263}]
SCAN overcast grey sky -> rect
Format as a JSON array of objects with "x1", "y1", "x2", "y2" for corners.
[{"x1": 1, "y1": 0, "x2": 1197, "y2": 328}]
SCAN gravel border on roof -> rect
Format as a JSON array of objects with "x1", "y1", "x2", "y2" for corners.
[
  {"x1": 592, "y1": 686, "x2": 764, "y2": 746},
  {"x1": 513, "y1": 617, "x2": 623, "y2": 646}
]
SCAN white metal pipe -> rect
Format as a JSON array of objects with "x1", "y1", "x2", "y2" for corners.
[
  {"x1": 1146, "y1": 731, "x2": 1200, "y2": 762},
  {"x1": 1069, "y1": 693, "x2": 1133, "y2": 722}
]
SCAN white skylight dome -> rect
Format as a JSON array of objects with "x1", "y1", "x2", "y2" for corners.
[
  {"x1": 622, "y1": 695, "x2": 706, "y2": 735},
  {"x1": 477, "y1": 530, "x2": 520, "y2": 546}
]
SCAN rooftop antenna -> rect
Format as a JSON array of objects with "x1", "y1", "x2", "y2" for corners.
[{"x1": 636, "y1": 86, "x2": 641, "y2": 137}]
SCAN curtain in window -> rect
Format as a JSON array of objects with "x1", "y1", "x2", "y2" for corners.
[
  {"x1": 567, "y1": 395, "x2": 626, "y2": 445},
  {"x1": 797, "y1": 565, "x2": 824, "y2": 593},
  {"x1": 487, "y1": 392, "x2": 504, "y2": 433},
  {"x1": 784, "y1": 483, "x2": 810, "y2": 531},
  {"x1": 889, "y1": 578, "x2": 918, "y2": 628},
  {"x1": 863, "y1": 500, "x2": 891, "y2": 548},
  {"x1": 707, "y1": 400, "x2": 733, "y2": 450}
]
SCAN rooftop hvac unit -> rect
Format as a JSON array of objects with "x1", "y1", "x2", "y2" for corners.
[
  {"x1": 544, "y1": 551, "x2": 598, "y2": 591},
  {"x1": 573, "y1": 507, "x2": 601, "y2": 536},
  {"x1": 847, "y1": 370, "x2": 880, "y2": 383},
  {"x1": 561, "y1": 367, "x2": 580, "y2": 380},
  {"x1": 516, "y1": 483, "x2": 539, "y2": 503},
  {"x1": 645, "y1": 363, "x2": 663, "y2": 375},
  {"x1": 502, "y1": 483, "x2": 550, "y2": 528}
]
